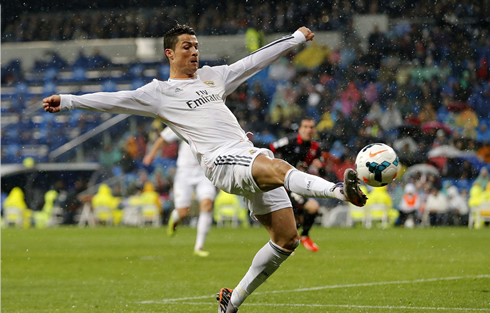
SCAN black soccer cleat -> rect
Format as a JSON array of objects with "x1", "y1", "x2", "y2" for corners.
[
  {"x1": 343, "y1": 168, "x2": 368, "y2": 207},
  {"x1": 217, "y1": 288, "x2": 238, "y2": 313}
]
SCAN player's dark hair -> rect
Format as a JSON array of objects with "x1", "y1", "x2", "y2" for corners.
[
  {"x1": 164, "y1": 23, "x2": 196, "y2": 52},
  {"x1": 301, "y1": 116, "x2": 316, "y2": 124}
]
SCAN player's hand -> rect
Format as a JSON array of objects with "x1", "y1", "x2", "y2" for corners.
[
  {"x1": 43, "y1": 95, "x2": 61, "y2": 113},
  {"x1": 312, "y1": 159, "x2": 323, "y2": 169},
  {"x1": 297, "y1": 27, "x2": 315, "y2": 42},
  {"x1": 142, "y1": 154, "x2": 154, "y2": 166}
]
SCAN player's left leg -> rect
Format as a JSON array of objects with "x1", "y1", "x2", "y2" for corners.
[
  {"x1": 193, "y1": 198, "x2": 213, "y2": 257},
  {"x1": 193, "y1": 178, "x2": 217, "y2": 256},
  {"x1": 224, "y1": 206, "x2": 299, "y2": 311}
]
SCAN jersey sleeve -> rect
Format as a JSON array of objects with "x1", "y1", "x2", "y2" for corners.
[
  {"x1": 160, "y1": 127, "x2": 180, "y2": 143},
  {"x1": 217, "y1": 30, "x2": 306, "y2": 96},
  {"x1": 60, "y1": 80, "x2": 160, "y2": 117}
]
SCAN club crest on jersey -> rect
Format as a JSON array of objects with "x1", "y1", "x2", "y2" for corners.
[
  {"x1": 175, "y1": 87, "x2": 183, "y2": 93},
  {"x1": 203, "y1": 81, "x2": 215, "y2": 86},
  {"x1": 249, "y1": 149, "x2": 257, "y2": 155}
]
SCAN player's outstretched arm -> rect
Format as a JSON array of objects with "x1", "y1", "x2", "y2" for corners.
[
  {"x1": 222, "y1": 26, "x2": 314, "y2": 96},
  {"x1": 43, "y1": 95, "x2": 61, "y2": 113},
  {"x1": 143, "y1": 136, "x2": 168, "y2": 166}
]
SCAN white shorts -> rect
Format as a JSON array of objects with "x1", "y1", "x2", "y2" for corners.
[
  {"x1": 204, "y1": 141, "x2": 292, "y2": 216},
  {"x1": 173, "y1": 165, "x2": 217, "y2": 209}
]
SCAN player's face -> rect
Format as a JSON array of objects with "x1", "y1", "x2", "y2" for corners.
[
  {"x1": 168, "y1": 34, "x2": 199, "y2": 77},
  {"x1": 298, "y1": 120, "x2": 316, "y2": 141}
]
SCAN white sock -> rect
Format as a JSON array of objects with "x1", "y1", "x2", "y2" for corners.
[
  {"x1": 230, "y1": 240, "x2": 293, "y2": 308},
  {"x1": 194, "y1": 211, "x2": 212, "y2": 251},
  {"x1": 284, "y1": 169, "x2": 345, "y2": 200},
  {"x1": 171, "y1": 209, "x2": 181, "y2": 223}
]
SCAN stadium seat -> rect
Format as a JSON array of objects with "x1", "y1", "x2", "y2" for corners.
[
  {"x1": 3, "y1": 207, "x2": 24, "y2": 227},
  {"x1": 72, "y1": 67, "x2": 87, "y2": 81},
  {"x1": 468, "y1": 201, "x2": 490, "y2": 229},
  {"x1": 93, "y1": 205, "x2": 114, "y2": 226},
  {"x1": 139, "y1": 204, "x2": 161, "y2": 227},
  {"x1": 78, "y1": 202, "x2": 96, "y2": 227},
  {"x1": 364, "y1": 204, "x2": 389, "y2": 229},
  {"x1": 348, "y1": 204, "x2": 366, "y2": 227}
]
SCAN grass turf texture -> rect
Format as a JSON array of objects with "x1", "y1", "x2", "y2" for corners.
[{"x1": 2, "y1": 226, "x2": 489, "y2": 312}]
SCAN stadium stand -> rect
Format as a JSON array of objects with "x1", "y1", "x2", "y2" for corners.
[{"x1": 2, "y1": 1, "x2": 490, "y2": 228}]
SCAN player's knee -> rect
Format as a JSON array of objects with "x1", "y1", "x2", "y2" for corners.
[
  {"x1": 282, "y1": 232, "x2": 301, "y2": 251},
  {"x1": 305, "y1": 199, "x2": 320, "y2": 213},
  {"x1": 199, "y1": 199, "x2": 213, "y2": 212},
  {"x1": 271, "y1": 159, "x2": 294, "y2": 181}
]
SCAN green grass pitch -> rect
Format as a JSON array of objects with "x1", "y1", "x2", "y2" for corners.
[{"x1": 2, "y1": 226, "x2": 489, "y2": 312}]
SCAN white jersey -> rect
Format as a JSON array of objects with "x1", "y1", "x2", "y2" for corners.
[
  {"x1": 160, "y1": 127, "x2": 198, "y2": 168},
  {"x1": 60, "y1": 31, "x2": 305, "y2": 168}
]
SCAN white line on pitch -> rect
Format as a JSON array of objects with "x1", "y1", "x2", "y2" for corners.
[
  {"x1": 173, "y1": 302, "x2": 490, "y2": 311},
  {"x1": 139, "y1": 274, "x2": 490, "y2": 304}
]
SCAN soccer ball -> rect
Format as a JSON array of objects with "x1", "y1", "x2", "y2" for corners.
[{"x1": 355, "y1": 143, "x2": 400, "y2": 187}]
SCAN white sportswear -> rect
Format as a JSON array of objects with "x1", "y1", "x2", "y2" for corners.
[
  {"x1": 59, "y1": 31, "x2": 306, "y2": 171},
  {"x1": 160, "y1": 127, "x2": 199, "y2": 168},
  {"x1": 160, "y1": 127, "x2": 216, "y2": 208}
]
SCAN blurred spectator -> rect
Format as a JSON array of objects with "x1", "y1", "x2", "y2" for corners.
[
  {"x1": 396, "y1": 141, "x2": 420, "y2": 166},
  {"x1": 119, "y1": 150, "x2": 136, "y2": 174},
  {"x1": 418, "y1": 101, "x2": 437, "y2": 124},
  {"x1": 60, "y1": 179, "x2": 86, "y2": 225},
  {"x1": 380, "y1": 101, "x2": 403, "y2": 131},
  {"x1": 424, "y1": 186, "x2": 448, "y2": 226},
  {"x1": 72, "y1": 49, "x2": 89, "y2": 69},
  {"x1": 140, "y1": 182, "x2": 162, "y2": 214},
  {"x1": 431, "y1": 129, "x2": 449, "y2": 148},
  {"x1": 245, "y1": 27, "x2": 264, "y2": 53},
  {"x1": 92, "y1": 184, "x2": 121, "y2": 225},
  {"x1": 99, "y1": 144, "x2": 122, "y2": 169},
  {"x1": 316, "y1": 112, "x2": 334, "y2": 133},
  {"x1": 446, "y1": 185, "x2": 469, "y2": 226},
  {"x1": 365, "y1": 186, "x2": 399, "y2": 226},
  {"x1": 477, "y1": 123, "x2": 490, "y2": 143},
  {"x1": 473, "y1": 167, "x2": 490, "y2": 189},
  {"x1": 477, "y1": 142, "x2": 490, "y2": 163},
  {"x1": 397, "y1": 183, "x2": 420, "y2": 227},
  {"x1": 340, "y1": 82, "x2": 360, "y2": 116},
  {"x1": 268, "y1": 57, "x2": 296, "y2": 82},
  {"x1": 292, "y1": 41, "x2": 329, "y2": 69},
  {"x1": 455, "y1": 107, "x2": 479, "y2": 131},
  {"x1": 458, "y1": 160, "x2": 478, "y2": 180},
  {"x1": 365, "y1": 102, "x2": 383, "y2": 123},
  {"x1": 3, "y1": 187, "x2": 32, "y2": 228},
  {"x1": 87, "y1": 48, "x2": 111, "y2": 68}
]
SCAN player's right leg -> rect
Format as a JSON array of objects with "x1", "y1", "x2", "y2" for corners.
[
  {"x1": 167, "y1": 206, "x2": 190, "y2": 236},
  {"x1": 252, "y1": 154, "x2": 367, "y2": 207}
]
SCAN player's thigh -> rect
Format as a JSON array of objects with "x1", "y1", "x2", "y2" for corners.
[
  {"x1": 251, "y1": 154, "x2": 294, "y2": 191},
  {"x1": 195, "y1": 177, "x2": 217, "y2": 203},
  {"x1": 173, "y1": 179, "x2": 195, "y2": 209}
]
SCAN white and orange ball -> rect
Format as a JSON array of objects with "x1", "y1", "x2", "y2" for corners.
[{"x1": 355, "y1": 143, "x2": 400, "y2": 187}]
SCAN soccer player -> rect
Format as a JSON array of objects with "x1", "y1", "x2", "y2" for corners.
[
  {"x1": 43, "y1": 24, "x2": 367, "y2": 313},
  {"x1": 269, "y1": 117, "x2": 324, "y2": 252},
  {"x1": 143, "y1": 127, "x2": 217, "y2": 257}
]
